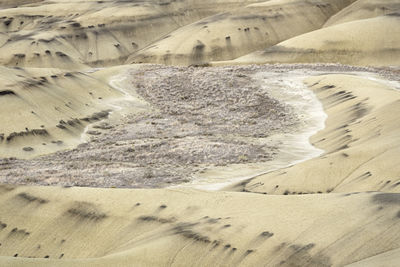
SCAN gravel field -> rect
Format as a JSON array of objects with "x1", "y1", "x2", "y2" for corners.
[{"x1": 0, "y1": 64, "x2": 398, "y2": 188}]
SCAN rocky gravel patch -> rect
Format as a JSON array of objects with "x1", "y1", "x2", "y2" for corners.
[
  {"x1": 3, "y1": 64, "x2": 396, "y2": 188},
  {"x1": 0, "y1": 65, "x2": 302, "y2": 188}
]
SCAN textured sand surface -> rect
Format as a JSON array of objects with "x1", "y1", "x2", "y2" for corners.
[
  {"x1": 0, "y1": 186, "x2": 400, "y2": 266},
  {"x1": 232, "y1": 14, "x2": 400, "y2": 66},
  {"x1": 0, "y1": 0, "x2": 265, "y2": 69},
  {"x1": 324, "y1": 0, "x2": 400, "y2": 26},
  {"x1": 1, "y1": 69, "x2": 399, "y2": 267},
  {"x1": 0, "y1": 65, "x2": 326, "y2": 188},
  {"x1": 1, "y1": 0, "x2": 400, "y2": 266},
  {"x1": 346, "y1": 247, "x2": 400, "y2": 267},
  {"x1": 234, "y1": 72, "x2": 400, "y2": 195},
  {"x1": 128, "y1": 0, "x2": 355, "y2": 65},
  {"x1": 0, "y1": 66, "x2": 122, "y2": 158}
]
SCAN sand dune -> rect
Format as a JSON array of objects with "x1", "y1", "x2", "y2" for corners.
[
  {"x1": 0, "y1": 0, "x2": 265, "y2": 69},
  {"x1": 232, "y1": 14, "x2": 400, "y2": 66},
  {"x1": 324, "y1": 0, "x2": 400, "y2": 27},
  {"x1": 0, "y1": 66, "x2": 121, "y2": 158},
  {"x1": 1, "y1": 0, "x2": 400, "y2": 266},
  {"x1": 0, "y1": 185, "x2": 400, "y2": 266},
  {"x1": 128, "y1": 0, "x2": 356, "y2": 65},
  {"x1": 235, "y1": 73, "x2": 400, "y2": 195}
]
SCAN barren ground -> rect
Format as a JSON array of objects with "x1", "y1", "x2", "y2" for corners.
[{"x1": 0, "y1": 64, "x2": 398, "y2": 188}]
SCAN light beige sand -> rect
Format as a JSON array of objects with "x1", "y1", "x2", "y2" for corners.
[
  {"x1": 231, "y1": 14, "x2": 400, "y2": 67},
  {"x1": 346, "y1": 247, "x2": 400, "y2": 267},
  {"x1": 0, "y1": 185, "x2": 400, "y2": 266},
  {"x1": 236, "y1": 73, "x2": 400, "y2": 194},
  {"x1": 0, "y1": 72, "x2": 398, "y2": 266},
  {"x1": 0, "y1": 0, "x2": 43, "y2": 9},
  {"x1": 1, "y1": 0, "x2": 400, "y2": 266},
  {"x1": 324, "y1": 0, "x2": 400, "y2": 27},
  {"x1": 0, "y1": 0, "x2": 265, "y2": 69},
  {"x1": 0, "y1": 66, "x2": 122, "y2": 158},
  {"x1": 128, "y1": 0, "x2": 355, "y2": 65}
]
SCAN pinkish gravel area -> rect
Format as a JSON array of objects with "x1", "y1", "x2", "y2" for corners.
[{"x1": 0, "y1": 64, "x2": 398, "y2": 188}]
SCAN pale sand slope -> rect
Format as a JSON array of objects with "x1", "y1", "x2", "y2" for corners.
[
  {"x1": 0, "y1": 66, "x2": 122, "y2": 159},
  {"x1": 231, "y1": 14, "x2": 400, "y2": 67},
  {"x1": 0, "y1": 185, "x2": 400, "y2": 266},
  {"x1": 0, "y1": 0, "x2": 265, "y2": 69},
  {"x1": 324, "y1": 0, "x2": 400, "y2": 27},
  {"x1": 346, "y1": 247, "x2": 400, "y2": 267},
  {"x1": 128, "y1": 0, "x2": 356, "y2": 65},
  {"x1": 235, "y1": 73, "x2": 400, "y2": 195}
]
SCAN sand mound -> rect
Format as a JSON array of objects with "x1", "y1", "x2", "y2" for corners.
[
  {"x1": 128, "y1": 0, "x2": 355, "y2": 65},
  {"x1": 324, "y1": 0, "x2": 400, "y2": 27},
  {"x1": 0, "y1": 185, "x2": 400, "y2": 266},
  {"x1": 236, "y1": 73, "x2": 400, "y2": 195},
  {"x1": 0, "y1": 66, "x2": 122, "y2": 159},
  {"x1": 0, "y1": 0, "x2": 265, "y2": 69},
  {"x1": 232, "y1": 14, "x2": 400, "y2": 66}
]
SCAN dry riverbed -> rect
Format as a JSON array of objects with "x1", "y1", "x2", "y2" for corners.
[{"x1": 0, "y1": 64, "x2": 397, "y2": 188}]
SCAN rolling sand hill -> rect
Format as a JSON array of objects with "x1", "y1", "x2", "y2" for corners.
[
  {"x1": 1, "y1": 185, "x2": 400, "y2": 266},
  {"x1": 324, "y1": 0, "x2": 400, "y2": 26},
  {"x1": 229, "y1": 0, "x2": 400, "y2": 66},
  {"x1": 0, "y1": 0, "x2": 400, "y2": 266},
  {"x1": 128, "y1": 0, "x2": 356, "y2": 65},
  {"x1": 0, "y1": 66, "x2": 122, "y2": 159},
  {"x1": 233, "y1": 73, "x2": 400, "y2": 195},
  {"x1": 0, "y1": 0, "x2": 265, "y2": 69},
  {"x1": 231, "y1": 14, "x2": 400, "y2": 66}
]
